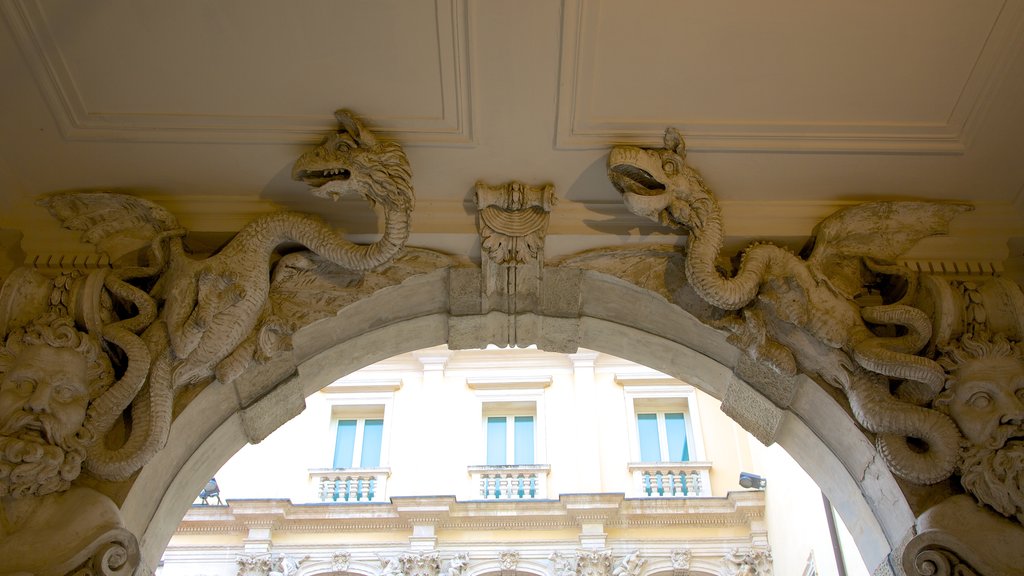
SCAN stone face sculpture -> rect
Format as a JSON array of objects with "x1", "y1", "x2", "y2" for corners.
[
  {"x1": 0, "y1": 313, "x2": 112, "y2": 497},
  {"x1": 0, "y1": 313, "x2": 140, "y2": 574},
  {"x1": 608, "y1": 127, "x2": 969, "y2": 485},
  {"x1": 900, "y1": 333, "x2": 1024, "y2": 576}
]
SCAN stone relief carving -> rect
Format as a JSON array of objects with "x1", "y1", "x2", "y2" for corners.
[
  {"x1": 549, "y1": 550, "x2": 625, "y2": 576},
  {"x1": 269, "y1": 553, "x2": 307, "y2": 576},
  {"x1": 0, "y1": 312, "x2": 140, "y2": 574},
  {"x1": 670, "y1": 549, "x2": 691, "y2": 576},
  {"x1": 0, "y1": 110, "x2": 432, "y2": 575},
  {"x1": 550, "y1": 551, "x2": 579, "y2": 576},
  {"x1": 722, "y1": 548, "x2": 773, "y2": 576},
  {"x1": 608, "y1": 128, "x2": 970, "y2": 486},
  {"x1": 900, "y1": 331, "x2": 1024, "y2": 576},
  {"x1": 377, "y1": 551, "x2": 447, "y2": 576},
  {"x1": 446, "y1": 553, "x2": 469, "y2": 576},
  {"x1": 400, "y1": 551, "x2": 441, "y2": 576},
  {"x1": 499, "y1": 550, "x2": 520, "y2": 574},
  {"x1": 611, "y1": 550, "x2": 645, "y2": 576},
  {"x1": 238, "y1": 554, "x2": 273, "y2": 576},
  {"x1": 605, "y1": 127, "x2": 1024, "y2": 575},
  {"x1": 332, "y1": 550, "x2": 352, "y2": 572},
  {"x1": 380, "y1": 555, "x2": 405, "y2": 576},
  {"x1": 475, "y1": 180, "x2": 556, "y2": 314},
  {"x1": 576, "y1": 551, "x2": 613, "y2": 576}
]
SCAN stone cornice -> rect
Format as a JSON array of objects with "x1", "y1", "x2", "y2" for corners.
[
  {"x1": 10, "y1": 196, "x2": 1021, "y2": 275},
  {"x1": 176, "y1": 492, "x2": 765, "y2": 536}
]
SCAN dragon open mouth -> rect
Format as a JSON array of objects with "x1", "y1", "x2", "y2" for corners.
[
  {"x1": 608, "y1": 164, "x2": 666, "y2": 196},
  {"x1": 295, "y1": 167, "x2": 351, "y2": 188}
]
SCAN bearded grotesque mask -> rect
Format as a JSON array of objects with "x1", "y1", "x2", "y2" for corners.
[
  {"x1": 0, "y1": 313, "x2": 113, "y2": 497},
  {"x1": 935, "y1": 334, "x2": 1024, "y2": 523}
]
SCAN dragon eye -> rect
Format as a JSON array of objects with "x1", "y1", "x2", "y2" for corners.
[{"x1": 662, "y1": 160, "x2": 678, "y2": 175}]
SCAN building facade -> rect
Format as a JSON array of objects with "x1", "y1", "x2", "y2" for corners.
[{"x1": 157, "y1": 346, "x2": 865, "y2": 576}]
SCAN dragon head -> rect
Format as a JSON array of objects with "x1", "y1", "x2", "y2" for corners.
[
  {"x1": 293, "y1": 110, "x2": 414, "y2": 214},
  {"x1": 607, "y1": 128, "x2": 713, "y2": 230}
]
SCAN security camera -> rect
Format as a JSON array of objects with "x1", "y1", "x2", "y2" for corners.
[{"x1": 739, "y1": 472, "x2": 766, "y2": 489}]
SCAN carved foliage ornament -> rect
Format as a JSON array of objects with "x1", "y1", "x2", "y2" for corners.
[{"x1": 476, "y1": 181, "x2": 556, "y2": 266}]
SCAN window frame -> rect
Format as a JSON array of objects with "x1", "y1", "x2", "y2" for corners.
[
  {"x1": 472, "y1": 385, "x2": 547, "y2": 467},
  {"x1": 323, "y1": 388, "x2": 397, "y2": 470},
  {"x1": 332, "y1": 416, "x2": 385, "y2": 469},
  {"x1": 636, "y1": 409, "x2": 691, "y2": 463},
  {"x1": 619, "y1": 380, "x2": 707, "y2": 463}
]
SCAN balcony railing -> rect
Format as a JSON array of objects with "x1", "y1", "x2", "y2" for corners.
[
  {"x1": 309, "y1": 468, "x2": 390, "y2": 503},
  {"x1": 468, "y1": 464, "x2": 551, "y2": 500},
  {"x1": 628, "y1": 462, "x2": 712, "y2": 497}
]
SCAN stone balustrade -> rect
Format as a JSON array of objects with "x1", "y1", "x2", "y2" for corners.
[
  {"x1": 467, "y1": 465, "x2": 551, "y2": 499},
  {"x1": 309, "y1": 468, "x2": 391, "y2": 503},
  {"x1": 628, "y1": 462, "x2": 712, "y2": 497}
]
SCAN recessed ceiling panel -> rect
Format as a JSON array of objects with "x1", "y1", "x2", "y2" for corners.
[
  {"x1": 5, "y1": 0, "x2": 472, "y2": 143},
  {"x1": 557, "y1": 0, "x2": 1019, "y2": 152}
]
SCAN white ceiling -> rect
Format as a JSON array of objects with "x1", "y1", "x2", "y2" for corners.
[{"x1": 2, "y1": 0, "x2": 1023, "y2": 268}]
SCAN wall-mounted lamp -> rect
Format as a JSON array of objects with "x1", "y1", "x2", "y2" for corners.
[{"x1": 739, "y1": 472, "x2": 766, "y2": 489}]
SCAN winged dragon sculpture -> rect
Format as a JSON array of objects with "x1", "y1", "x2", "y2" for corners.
[
  {"x1": 607, "y1": 127, "x2": 971, "y2": 485},
  {"x1": 35, "y1": 110, "x2": 416, "y2": 481}
]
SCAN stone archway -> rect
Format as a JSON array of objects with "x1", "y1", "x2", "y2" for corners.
[
  {"x1": 3, "y1": 113, "x2": 1021, "y2": 576},
  {"x1": 122, "y1": 268, "x2": 907, "y2": 574}
]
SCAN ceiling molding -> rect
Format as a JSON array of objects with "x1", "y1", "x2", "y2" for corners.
[
  {"x1": 1, "y1": 0, "x2": 475, "y2": 145},
  {"x1": 555, "y1": 0, "x2": 1024, "y2": 154}
]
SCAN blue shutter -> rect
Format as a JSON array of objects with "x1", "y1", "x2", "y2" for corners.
[
  {"x1": 665, "y1": 412, "x2": 689, "y2": 461},
  {"x1": 513, "y1": 416, "x2": 534, "y2": 465},
  {"x1": 637, "y1": 413, "x2": 661, "y2": 462},
  {"x1": 333, "y1": 420, "x2": 357, "y2": 468},
  {"x1": 360, "y1": 419, "x2": 384, "y2": 468},
  {"x1": 487, "y1": 416, "x2": 507, "y2": 465}
]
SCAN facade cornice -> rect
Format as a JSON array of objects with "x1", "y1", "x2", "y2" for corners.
[{"x1": 176, "y1": 493, "x2": 766, "y2": 536}]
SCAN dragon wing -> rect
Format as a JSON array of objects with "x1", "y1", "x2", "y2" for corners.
[
  {"x1": 39, "y1": 191, "x2": 183, "y2": 261},
  {"x1": 805, "y1": 201, "x2": 972, "y2": 299}
]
